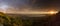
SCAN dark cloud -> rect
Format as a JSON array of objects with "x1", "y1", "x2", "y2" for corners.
[
  {"x1": 1, "y1": 0, "x2": 60, "y2": 8},
  {"x1": 0, "y1": 0, "x2": 60, "y2": 12}
]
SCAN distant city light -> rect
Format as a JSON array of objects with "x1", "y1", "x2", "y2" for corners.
[
  {"x1": 50, "y1": 12, "x2": 56, "y2": 14},
  {"x1": 48, "y1": 11, "x2": 58, "y2": 14}
]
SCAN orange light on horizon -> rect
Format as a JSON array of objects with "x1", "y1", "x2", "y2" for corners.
[{"x1": 48, "y1": 11, "x2": 58, "y2": 15}]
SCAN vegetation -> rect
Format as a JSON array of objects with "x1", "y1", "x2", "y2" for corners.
[
  {"x1": 0, "y1": 12, "x2": 51, "y2": 26},
  {"x1": 0, "y1": 12, "x2": 32, "y2": 26}
]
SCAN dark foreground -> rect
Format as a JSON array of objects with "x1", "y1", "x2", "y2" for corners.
[{"x1": 0, "y1": 12, "x2": 60, "y2": 26}]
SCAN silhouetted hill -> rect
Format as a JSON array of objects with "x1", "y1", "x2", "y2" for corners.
[{"x1": 49, "y1": 11, "x2": 60, "y2": 26}]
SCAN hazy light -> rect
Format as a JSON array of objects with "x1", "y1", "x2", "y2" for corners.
[
  {"x1": 6, "y1": 11, "x2": 58, "y2": 14},
  {"x1": 0, "y1": 5, "x2": 8, "y2": 9},
  {"x1": 50, "y1": 12, "x2": 56, "y2": 14},
  {"x1": 48, "y1": 11, "x2": 58, "y2": 14},
  {"x1": 50, "y1": 12, "x2": 55, "y2": 14},
  {"x1": 0, "y1": 5, "x2": 8, "y2": 13}
]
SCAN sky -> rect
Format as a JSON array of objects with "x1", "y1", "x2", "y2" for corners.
[{"x1": 0, "y1": 0, "x2": 60, "y2": 13}]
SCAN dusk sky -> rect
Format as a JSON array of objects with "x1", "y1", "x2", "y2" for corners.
[{"x1": 0, "y1": 0, "x2": 59, "y2": 13}]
